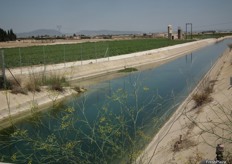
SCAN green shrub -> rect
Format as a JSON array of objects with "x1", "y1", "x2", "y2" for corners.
[{"x1": 118, "y1": 67, "x2": 138, "y2": 73}]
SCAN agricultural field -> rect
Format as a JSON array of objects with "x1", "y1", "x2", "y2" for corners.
[
  {"x1": 2, "y1": 38, "x2": 191, "y2": 68},
  {"x1": 190, "y1": 32, "x2": 232, "y2": 39}
]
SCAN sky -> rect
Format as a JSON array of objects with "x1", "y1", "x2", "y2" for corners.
[{"x1": 0, "y1": 0, "x2": 232, "y2": 34}]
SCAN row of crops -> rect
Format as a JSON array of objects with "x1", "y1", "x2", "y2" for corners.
[{"x1": 2, "y1": 38, "x2": 190, "y2": 68}]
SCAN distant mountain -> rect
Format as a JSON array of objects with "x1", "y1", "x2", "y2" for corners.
[
  {"x1": 76, "y1": 30, "x2": 142, "y2": 36},
  {"x1": 17, "y1": 29, "x2": 63, "y2": 38}
]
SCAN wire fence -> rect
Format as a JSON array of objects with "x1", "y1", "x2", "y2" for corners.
[
  {"x1": 2, "y1": 39, "x2": 189, "y2": 68},
  {"x1": 4, "y1": 42, "x2": 110, "y2": 68}
]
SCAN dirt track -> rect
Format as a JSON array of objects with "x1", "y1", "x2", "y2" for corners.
[{"x1": 0, "y1": 38, "x2": 129, "y2": 48}]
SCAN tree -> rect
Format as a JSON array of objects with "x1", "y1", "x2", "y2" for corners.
[
  {"x1": 0, "y1": 28, "x2": 7, "y2": 41},
  {"x1": 0, "y1": 28, "x2": 17, "y2": 42}
]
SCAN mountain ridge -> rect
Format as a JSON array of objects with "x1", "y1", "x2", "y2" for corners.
[{"x1": 17, "y1": 29, "x2": 63, "y2": 38}]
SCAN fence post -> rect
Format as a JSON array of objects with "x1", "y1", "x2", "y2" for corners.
[
  {"x1": 19, "y1": 48, "x2": 22, "y2": 75},
  {"x1": 108, "y1": 43, "x2": 110, "y2": 61},
  {"x1": 43, "y1": 46, "x2": 45, "y2": 65},
  {"x1": 63, "y1": 44, "x2": 66, "y2": 67},
  {"x1": 81, "y1": 44, "x2": 83, "y2": 65},
  {"x1": 43, "y1": 46, "x2": 47, "y2": 74},
  {"x1": 1, "y1": 50, "x2": 6, "y2": 88},
  {"x1": 95, "y1": 42, "x2": 97, "y2": 63}
]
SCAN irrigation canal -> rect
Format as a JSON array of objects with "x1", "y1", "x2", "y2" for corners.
[{"x1": 0, "y1": 38, "x2": 231, "y2": 163}]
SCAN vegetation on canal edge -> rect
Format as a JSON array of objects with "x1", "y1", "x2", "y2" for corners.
[
  {"x1": 7, "y1": 73, "x2": 69, "y2": 94},
  {"x1": 118, "y1": 67, "x2": 138, "y2": 73},
  {"x1": 192, "y1": 79, "x2": 215, "y2": 108},
  {"x1": 3, "y1": 38, "x2": 191, "y2": 68}
]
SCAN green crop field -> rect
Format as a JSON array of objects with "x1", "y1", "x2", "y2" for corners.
[
  {"x1": 3, "y1": 38, "x2": 191, "y2": 68},
  {"x1": 188, "y1": 32, "x2": 232, "y2": 39}
]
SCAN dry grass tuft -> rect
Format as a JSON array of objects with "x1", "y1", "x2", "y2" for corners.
[
  {"x1": 7, "y1": 78, "x2": 28, "y2": 95},
  {"x1": 24, "y1": 78, "x2": 41, "y2": 92},
  {"x1": 41, "y1": 75, "x2": 67, "y2": 92},
  {"x1": 11, "y1": 86, "x2": 28, "y2": 95},
  {"x1": 173, "y1": 136, "x2": 197, "y2": 152},
  {"x1": 192, "y1": 92, "x2": 211, "y2": 107},
  {"x1": 24, "y1": 74, "x2": 68, "y2": 92},
  {"x1": 7, "y1": 73, "x2": 68, "y2": 94},
  {"x1": 192, "y1": 79, "x2": 215, "y2": 108}
]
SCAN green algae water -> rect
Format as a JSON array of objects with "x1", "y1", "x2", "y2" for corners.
[{"x1": 0, "y1": 39, "x2": 231, "y2": 164}]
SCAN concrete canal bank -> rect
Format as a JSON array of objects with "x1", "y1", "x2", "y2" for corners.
[{"x1": 0, "y1": 38, "x2": 221, "y2": 131}]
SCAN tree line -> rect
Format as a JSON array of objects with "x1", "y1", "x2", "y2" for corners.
[{"x1": 0, "y1": 28, "x2": 17, "y2": 42}]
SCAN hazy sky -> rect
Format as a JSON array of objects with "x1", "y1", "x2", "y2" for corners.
[{"x1": 0, "y1": 0, "x2": 232, "y2": 33}]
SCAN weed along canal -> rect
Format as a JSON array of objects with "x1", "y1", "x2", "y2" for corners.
[{"x1": 0, "y1": 39, "x2": 231, "y2": 163}]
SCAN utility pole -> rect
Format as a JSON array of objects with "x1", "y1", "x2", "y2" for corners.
[
  {"x1": 57, "y1": 25, "x2": 62, "y2": 33},
  {"x1": 186, "y1": 23, "x2": 193, "y2": 39}
]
